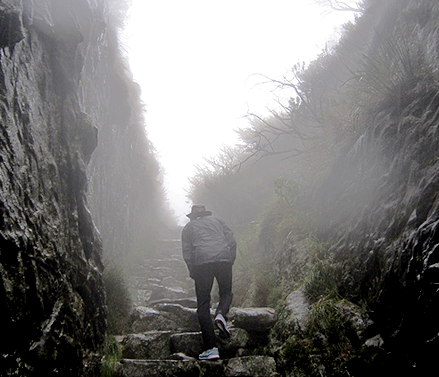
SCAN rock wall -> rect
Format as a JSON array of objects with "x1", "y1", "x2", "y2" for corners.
[
  {"x1": 0, "y1": 0, "x2": 112, "y2": 375},
  {"x1": 312, "y1": 0, "x2": 439, "y2": 371},
  {"x1": 266, "y1": 1, "x2": 439, "y2": 373}
]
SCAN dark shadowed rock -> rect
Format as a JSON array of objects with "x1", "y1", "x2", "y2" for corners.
[
  {"x1": 114, "y1": 359, "x2": 224, "y2": 377},
  {"x1": 0, "y1": 1, "x2": 25, "y2": 47},
  {"x1": 170, "y1": 332, "x2": 204, "y2": 358},
  {"x1": 218, "y1": 328, "x2": 251, "y2": 358},
  {"x1": 225, "y1": 356, "x2": 277, "y2": 377},
  {"x1": 337, "y1": 301, "x2": 375, "y2": 344},
  {"x1": 113, "y1": 356, "x2": 278, "y2": 377}
]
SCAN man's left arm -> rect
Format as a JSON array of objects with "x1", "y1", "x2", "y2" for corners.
[{"x1": 220, "y1": 220, "x2": 236, "y2": 263}]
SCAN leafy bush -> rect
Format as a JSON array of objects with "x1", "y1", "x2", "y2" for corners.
[{"x1": 103, "y1": 261, "x2": 132, "y2": 335}]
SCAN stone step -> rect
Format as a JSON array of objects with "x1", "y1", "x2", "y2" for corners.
[
  {"x1": 111, "y1": 355, "x2": 278, "y2": 377},
  {"x1": 147, "y1": 297, "x2": 198, "y2": 309},
  {"x1": 121, "y1": 307, "x2": 278, "y2": 366},
  {"x1": 128, "y1": 258, "x2": 195, "y2": 306},
  {"x1": 132, "y1": 286, "x2": 194, "y2": 308},
  {"x1": 144, "y1": 257, "x2": 187, "y2": 271},
  {"x1": 129, "y1": 305, "x2": 277, "y2": 336},
  {"x1": 119, "y1": 236, "x2": 280, "y2": 376},
  {"x1": 130, "y1": 264, "x2": 187, "y2": 282},
  {"x1": 119, "y1": 328, "x2": 262, "y2": 361},
  {"x1": 130, "y1": 304, "x2": 200, "y2": 333}
]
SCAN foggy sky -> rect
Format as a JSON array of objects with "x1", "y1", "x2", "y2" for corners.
[{"x1": 120, "y1": 1, "x2": 356, "y2": 224}]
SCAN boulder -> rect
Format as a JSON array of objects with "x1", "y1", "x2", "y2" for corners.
[
  {"x1": 130, "y1": 306, "x2": 177, "y2": 333},
  {"x1": 121, "y1": 332, "x2": 172, "y2": 360},
  {"x1": 230, "y1": 307, "x2": 277, "y2": 332},
  {"x1": 283, "y1": 288, "x2": 309, "y2": 331},
  {"x1": 154, "y1": 303, "x2": 200, "y2": 332}
]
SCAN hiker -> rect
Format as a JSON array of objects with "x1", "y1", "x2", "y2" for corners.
[{"x1": 181, "y1": 205, "x2": 237, "y2": 360}]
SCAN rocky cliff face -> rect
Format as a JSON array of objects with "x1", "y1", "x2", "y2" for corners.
[
  {"x1": 266, "y1": 1, "x2": 439, "y2": 374},
  {"x1": 0, "y1": 1, "x2": 111, "y2": 375},
  {"x1": 313, "y1": 0, "x2": 439, "y2": 371}
]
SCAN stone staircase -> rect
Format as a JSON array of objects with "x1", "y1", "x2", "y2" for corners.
[{"x1": 112, "y1": 228, "x2": 279, "y2": 377}]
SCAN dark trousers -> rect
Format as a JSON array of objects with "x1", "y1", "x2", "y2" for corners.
[{"x1": 192, "y1": 262, "x2": 233, "y2": 350}]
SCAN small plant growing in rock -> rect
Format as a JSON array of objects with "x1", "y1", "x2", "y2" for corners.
[{"x1": 101, "y1": 336, "x2": 122, "y2": 377}]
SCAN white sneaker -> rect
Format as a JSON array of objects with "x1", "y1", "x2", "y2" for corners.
[
  {"x1": 215, "y1": 314, "x2": 230, "y2": 338},
  {"x1": 199, "y1": 347, "x2": 220, "y2": 360}
]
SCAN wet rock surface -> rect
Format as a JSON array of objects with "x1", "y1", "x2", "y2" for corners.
[{"x1": 0, "y1": 1, "x2": 110, "y2": 376}]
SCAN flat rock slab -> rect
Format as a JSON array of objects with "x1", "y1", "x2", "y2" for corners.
[{"x1": 113, "y1": 356, "x2": 277, "y2": 377}]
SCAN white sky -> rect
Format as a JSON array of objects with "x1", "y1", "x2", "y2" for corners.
[{"x1": 120, "y1": 0, "x2": 356, "y2": 224}]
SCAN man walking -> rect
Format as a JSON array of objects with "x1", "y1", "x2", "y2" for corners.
[{"x1": 181, "y1": 205, "x2": 236, "y2": 360}]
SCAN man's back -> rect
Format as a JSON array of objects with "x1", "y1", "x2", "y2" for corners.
[{"x1": 181, "y1": 214, "x2": 236, "y2": 267}]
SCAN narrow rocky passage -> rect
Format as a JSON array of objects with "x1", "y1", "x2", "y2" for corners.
[{"x1": 112, "y1": 229, "x2": 279, "y2": 377}]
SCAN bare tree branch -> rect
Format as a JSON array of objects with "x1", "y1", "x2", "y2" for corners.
[{"x1": 311, "y1": 0, "x2": 364, "y2": 13}]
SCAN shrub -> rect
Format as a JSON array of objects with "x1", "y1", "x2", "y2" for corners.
[
  {"x1": 280, "y1": 298, "x2": 355, "y2": 377},
  {"x1": 103, "y1": 261, "x2": 132, "y2": 335}
]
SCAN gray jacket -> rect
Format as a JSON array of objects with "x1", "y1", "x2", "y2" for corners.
[{"x1": 181, "y1": 212, "x2": 236, "y2": 273}]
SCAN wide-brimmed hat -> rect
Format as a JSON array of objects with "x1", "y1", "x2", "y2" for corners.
[{"x1": 186, "y1": 205, "x2": 208, "y2": 219}]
